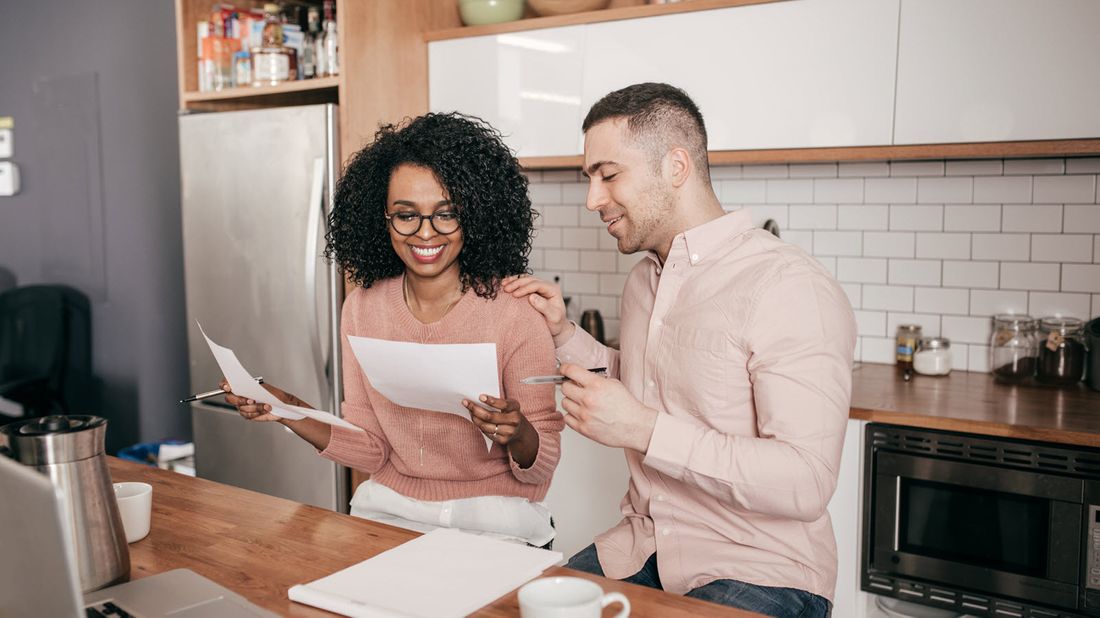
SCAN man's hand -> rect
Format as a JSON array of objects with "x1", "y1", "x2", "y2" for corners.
[
  {"x1": 558, "y1": 362, "x2": 657, "y2": 452},
  {"x1": 502, "y1": 275, "x2": 575, "y2": 347}
]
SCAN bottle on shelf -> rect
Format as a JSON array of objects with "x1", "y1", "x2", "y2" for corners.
[
  {"x1": 301, "y1": 5, "x2": 321, "y2": 79},
  {"x1": 321, "y1": 0, "x2": 339, "y2": 77},
  {"x1": 250, "y1": 3, "x2": 292, "y2": 87}
]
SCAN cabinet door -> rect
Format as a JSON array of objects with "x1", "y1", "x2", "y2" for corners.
[
  {"x1": 828, "y1": 418, "x2": 869, "y2": 618},
  {"x1": 894, "y1": 0, "x2": 1100, "y2": 144},
  {"x1": 580, "y1": 0, "x2": 899, "y2": 151},
  {"x1": 429, "y1": 26, "x2": 587, "y2": 158}
]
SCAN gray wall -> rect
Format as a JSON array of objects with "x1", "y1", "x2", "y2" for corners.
[{"x1": 0, "y1": 0, "x2": 188, "y2": 452}]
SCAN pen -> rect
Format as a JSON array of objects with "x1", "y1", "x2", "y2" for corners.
[
  {"x1": 179, "y1": 377, "x2": 264, "y2": 403},
  {"x1": 520, "y1": 368, "x2": 607, "y2": 385}
]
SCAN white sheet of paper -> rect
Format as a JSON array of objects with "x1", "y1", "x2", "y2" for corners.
[
  {"x1": 198, "y1": 323, "x2": 363, "y2": 433},
  {"x1": 347, "y1": 336, "x2": 499, "y2": 451}
]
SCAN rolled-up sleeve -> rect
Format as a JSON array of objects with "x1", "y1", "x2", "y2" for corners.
[
  {"x1": 555, "y1": 323, "x2": 620, "y2": 379},
  {"x1": 643, "y1": 269, "x2": 856, "y2": 521}
]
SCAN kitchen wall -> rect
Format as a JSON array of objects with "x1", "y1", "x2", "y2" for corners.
[
  {"x1": 526, "y1": 158, "x2": 1100, "y2": 372},
  {"x1": 0, "y1": 0, "x2": 187, "y2": 451}
]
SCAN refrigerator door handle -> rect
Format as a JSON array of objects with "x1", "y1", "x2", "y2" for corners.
[{"x1": 305, "y1": 157, "x2": 328, "y2": 405}]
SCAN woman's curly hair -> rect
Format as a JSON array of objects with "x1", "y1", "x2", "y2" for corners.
[{"x1": 324, "y1": 112, "x2": 535, "y2": 299}]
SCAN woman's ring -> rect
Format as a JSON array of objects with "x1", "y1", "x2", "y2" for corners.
[{"x1": 492, "y1": 424, "x2": 498, "y2": 436}]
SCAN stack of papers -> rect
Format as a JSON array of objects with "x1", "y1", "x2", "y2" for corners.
[{"x1": 289, "y1": 528, "x2": 562, "y2": 617}]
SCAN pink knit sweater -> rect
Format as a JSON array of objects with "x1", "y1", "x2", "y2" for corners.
[{"x1": 320, "y1": 276, "x2": 564, "y2": 502}]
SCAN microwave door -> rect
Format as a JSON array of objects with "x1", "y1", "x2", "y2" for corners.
[{"x1": 870, "y1": 451, "x2": 1083, "y2": 609}]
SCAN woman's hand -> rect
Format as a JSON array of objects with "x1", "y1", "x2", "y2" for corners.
[
  {"x1": 463, "y1": 394, "x2": 529, "y2": 445},
  {"x1": 220, "y1": 379, "x2": 296, "y2": 423}
]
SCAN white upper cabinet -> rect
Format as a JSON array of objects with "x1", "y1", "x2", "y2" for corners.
[
  {"x1": 429, "y1": 26, "x2": 587, "y2": 158},
  {"x1": 581, "y1": 0, "x2": 900, "y2": 151},
  {"x1": 894, "y1": 0, "x2": 1100, "y2": 145}
]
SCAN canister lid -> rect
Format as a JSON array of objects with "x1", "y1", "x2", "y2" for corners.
[
  {"x1": 918, "y1": 337, "x2": 950, "y2": 350},
  {"x1": 0, "y1": 415, "x2": 106, "y2": 465}
]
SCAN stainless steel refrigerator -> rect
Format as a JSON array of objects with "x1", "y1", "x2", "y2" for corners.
[{"x1": 178, "y1": 104, "x2": 347, "y2": 511}]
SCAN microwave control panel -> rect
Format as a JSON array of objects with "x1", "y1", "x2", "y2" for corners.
[{"x1": 1090, "y1": 505, "x2": 1100, "y2": 591}]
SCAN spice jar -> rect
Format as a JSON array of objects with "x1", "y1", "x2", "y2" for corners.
[
  {"x1": 990, "y1": 314, "x2": 1039, "y2": 383},
  {"x1": 1037, "y1": 317, "x2": 1086, "y2": 385},
  {"x1": 914, "y1": 337, "x2": 952, "y2": 376},
  {"x1": 895, "y1": 324, "x2": 922, "y2": 373}
]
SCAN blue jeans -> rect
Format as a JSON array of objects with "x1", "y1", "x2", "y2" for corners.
[{"x1": 566, "y1": 544, "x2": 830, "y2": 618}]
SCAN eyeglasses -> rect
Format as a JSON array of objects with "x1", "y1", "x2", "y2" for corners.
[{"x1": 384, "y1": 210, "x2": 461, "y2": 236}]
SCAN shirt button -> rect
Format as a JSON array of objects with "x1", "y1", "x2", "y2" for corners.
[
  {"x1": 656, "y1": 494, "x2": 665, "y2": 502},
  {"x1": 655, "y1": 319, "x2": 662, "y2": 327},
  {"x1": 690, "y1": 253, "x2": 699, "y2": 263},
  {"x1": 648, "y1": 380, "x2": 655, "y2": 387},
  {"x1": 662, "y1": 528, "x2": 671, "y2": 536}
]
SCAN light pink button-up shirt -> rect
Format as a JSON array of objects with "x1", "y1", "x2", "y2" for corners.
[{"x1": 557, "y1": 208, "x2": 856, "y2": 600}]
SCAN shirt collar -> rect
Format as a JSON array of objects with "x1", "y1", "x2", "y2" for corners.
[{"x1": 680, "y1": 208, "x2": 755, "y2": 266}]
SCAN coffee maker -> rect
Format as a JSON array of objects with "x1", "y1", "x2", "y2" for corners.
[{"x1": 0, "y1": 415, "x2": 130, "y2": 591}]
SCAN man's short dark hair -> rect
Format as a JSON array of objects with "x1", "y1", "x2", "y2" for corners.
[{"x1": 582, "y1": 82, "x2": 709, "y2": 183}]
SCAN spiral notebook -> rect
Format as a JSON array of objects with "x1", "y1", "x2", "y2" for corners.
[{"x1": 288, "y1": 528, "x2": 562, "y2": 617}]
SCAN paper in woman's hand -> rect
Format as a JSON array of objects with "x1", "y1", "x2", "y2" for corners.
[{"x1": 198, "y1": 322, "x2": 363, "y2": 432}]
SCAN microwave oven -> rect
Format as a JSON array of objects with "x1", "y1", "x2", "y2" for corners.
[{"x1": 862, "y1": 423, "x2": 1100, "y2": 618}]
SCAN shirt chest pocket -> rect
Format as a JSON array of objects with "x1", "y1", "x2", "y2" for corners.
[{"x1": 655, "y1": 325, "x2": 737, "y2": 420}]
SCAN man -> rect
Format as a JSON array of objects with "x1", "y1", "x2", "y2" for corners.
[{"x1": 503, "y1": 83, "x2": 856, "y2": 617}]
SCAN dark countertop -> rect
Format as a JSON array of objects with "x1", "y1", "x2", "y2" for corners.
[{"x1": 849, "y1": 363, "x2": 1100, "y2": 448}]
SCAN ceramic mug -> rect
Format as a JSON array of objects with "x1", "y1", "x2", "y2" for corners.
[
  {"x1": 519, "y1": 576, "x2": 630, "y2": 618},
  {"x1": 113, "y1": 481, "x2": 153, "y2": 543}
]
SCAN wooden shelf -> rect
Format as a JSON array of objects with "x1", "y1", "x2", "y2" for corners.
[
  {"x1": 425, "y1": 0, "x2": 776, "y2": 42},
  {"x1": 520, "y1": 138, "x2": 1100, "y2": 170},
  {"x1": 181, "y1": 76, "x2": 340, "y2": 104}
]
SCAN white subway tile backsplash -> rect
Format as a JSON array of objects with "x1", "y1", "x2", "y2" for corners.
[
  {"x1": 1094, "y1": 294, "x2": 1100, "y2": 317},
  {"x1": 561, "y1": 183, "x2": 588, "y2": 204},
  {"x1": 529, "y1": 183, "x2": 562, "y2": 204},
  {"x1": 944, "y1": 205, "x2": 1001, "y2": 232},
  {"x1": 539, "y1": 170, "x2": 580, "y2": 182},
  {"x1": 562, "y1": 272, "x2": 600, "y2": 295},
  {"x1": 741, "y1": 164, "x2": 789, "y2": 179},
  {"x1": 617, "y1": 253, "x2": 645, "y2": 274},
  {"x1": 1096, "y1": 236, "x2": 1100, "y2": 263},
  {"x1": 890, "y1": 205, "x2": 943, "y2": 231},
  {"x1": 710, "y1": 165, "x2": 744, "y2": 180},
  {"x1": 598, "y1": 231, "x2": 619, "y2": 251},
  {"x1": 1064, "y1": 204, "x2": 1100, "y2": 233},
  {"x1": 580, "y1": 209, "x2": 607, "y2": 228},
  {"x1": 721, "y1": 180, "x2": 767, "y2": 203},
  {"x1": 579, "y1": 250, "x2": 616, "y2": 273},
  {"x1": 942, "y1": 315, "x2": 992, "y2": 345},
  {"x1": 837, "y1": 258, "x2": 887, "y2": 283},
  {"x1": 972, "y1": 234, "x2": 1030, "y2": 261},
  {"x1": 528, "y1": 249, "x2": 545, "y2": 270},
  {"x1": 968, "y1": 346, "x2": 991, "y2": 373},
  {"x1": 599, "y1": 273, "x2": 627, "y2": 295},
  {"x1": 946, "y1": 160, "x2": 1002, "y2": 176},
  {"x1": 889, "y1": 259, "x2": 941, "y2": 286},
  {"x1": 814, "y1": 178, "x2": 863, "y2": 203},
  {"x1": 865, "y1": 178, "x2": 917, "y2": 203},
  {"x1": 544, "y1": 249, "x2": 579, "y2": 271},
  {"x1": 813, "y1": 231, "x2": 861, "y2": 256},
  {"x1": 839, "y1": 162, "x2": 890, "y2": 177},
  {"x1": 891, "y1": 161, "x2": 944, "y2": 177},
  {"x1": 861, "y1": 337, "x2": 896, "y2": 364},
  {"x1": 816, "y1": 256, "x2": 838, "y2": 276},
  {"x1": 916, "y1": 233, "x2": 970, "y2": 259},
  {"x1": 951, "y1": 343, "x2": 970, "y2": 371},
  {"x1": 970, "y1": 289, "x2": 1028, "y2": 316},
  {"x1": 561, "y1": 228, "x2": 599, "y2": 250},
  {"x1": 783, "y1": 230, "x2": 814, "y2": 254},
  {"x1": 788, "y1": 163, "x2": 838, "y2": 178},
  {"x1": 918, "y1": 177, "x2": 972, "y2": 204},
  {"x1": 864, "y1": 232, "x2": 916, "y2": 258},
  {"x1": 915, "y1": 287, "x2": 969, "y2": 315},
  {"x1": 1028, "y1": 292, "x2": 1092, "y2": 319},
  {"x1": 1003, "y1": 159, "x2": 1065, "y2": 176},
  {"x1": 1034, "y1": 175, "x2": 1096, "y2": 203},
  {"x1": 853, "y1": 310, "x2": 887, "y2": 337},
  {"x1": 1062, "y1": 264, "x2": 1100, "y2": 293},
  {"x1": 1002, "y1": 205, "x2": 1063, "y2": 233},
  {"x1": 942, "y1": 261, "x2": 999, "y2": 289},
  {"x1": 837, "y1": 205, "x2": 889, "y2": 230},
  {"x1": 532, "y1": 227, "x2": 562, "y2": 249},
  {"x1": 886, "y1": 313, "x2": 941, "y2": 339},
  {"x1": 974, "y1": 176, "x2": 1032, "y2": 204},
  {"x1": 540, "y1": 205, "x2": 579, "y2": 227},
  {"x1": 766, "y1": 179, "x2": 813, "y2": 203},
  {"x1": 577, "y1": 294, "x2": 619, "y2": 319},
  {"x1": 999, "y1": 263, "x2": 1060, "y2": 291},
  {"x1": 1031, "y1": 234, "x2": 1093, "y2": 263},
  {"x1": 747, "y1": 205, "x2": 789, "y2": 229},
  {"x1": 1067, "y1": 158, "x2": 1100, "y2": 174},
  {"x1": 789, "y1": 205, "x2": 837, "y2": 230},
  {"x1": 863, "y1": 285, "x2": 914, "y2": 311}
]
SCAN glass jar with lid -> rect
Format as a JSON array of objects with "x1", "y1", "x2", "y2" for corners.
[
  {"x1": 914, "y1": 337, "x2": 952, "y2": 376},
  {"x1": 895, "y1": 324, "x2": 922, "y2": 373},
  {"x1": 989, "y1": 315, "x2": 1039, "y2": 383},
  {"x1": 1037, "y1": 317, "x2": 1086, "y2": 385}
]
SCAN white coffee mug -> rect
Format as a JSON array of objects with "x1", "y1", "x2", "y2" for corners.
[
  {"x1": 113, "y1": 482, "x2": 153, "y2": 543},
  {"x1": 519, "y1": 576, "x2": 630, "y2": 618}
]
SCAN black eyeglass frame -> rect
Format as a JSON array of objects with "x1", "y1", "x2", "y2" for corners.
[{"x1": 383, "y1": 211, "x2": 461, "y2": 236}]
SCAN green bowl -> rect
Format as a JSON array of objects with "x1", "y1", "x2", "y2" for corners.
[{"x1": 459, "y1": 0, "x2": 525, "y2": 26}]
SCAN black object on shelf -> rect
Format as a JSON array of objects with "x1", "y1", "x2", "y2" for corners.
[
  {"x1": 580, "y1": 309, "x2": 605, "y2": 344},
  {"x1": 1087, "y1": 317, "x2": 1100, "y2": 392}
]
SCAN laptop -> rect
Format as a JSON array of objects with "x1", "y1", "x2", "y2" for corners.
[{"x1": 0, "y1": 455, "x2": 277, "y2": 617}]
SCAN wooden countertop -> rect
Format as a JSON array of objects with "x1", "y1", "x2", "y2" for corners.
[
  {"x1": 849, "y1": 363, "x2": 1100, "y2": 448},
  {"x1": 109, "y1": 458, "x2": 757, "y2": 617}
]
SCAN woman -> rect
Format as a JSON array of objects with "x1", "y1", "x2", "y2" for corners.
[{"x1": 222, "y1": 113, "x2": 563, "y2": 547}]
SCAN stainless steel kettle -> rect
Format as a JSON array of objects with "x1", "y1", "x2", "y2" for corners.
[{"x1": 0, "y1": 415, "x2": 130, "y2": 591}]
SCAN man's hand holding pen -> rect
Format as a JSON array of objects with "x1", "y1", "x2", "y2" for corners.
[{"x1": 558, "y1": 362, "x2": 658, "y2": 453}]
